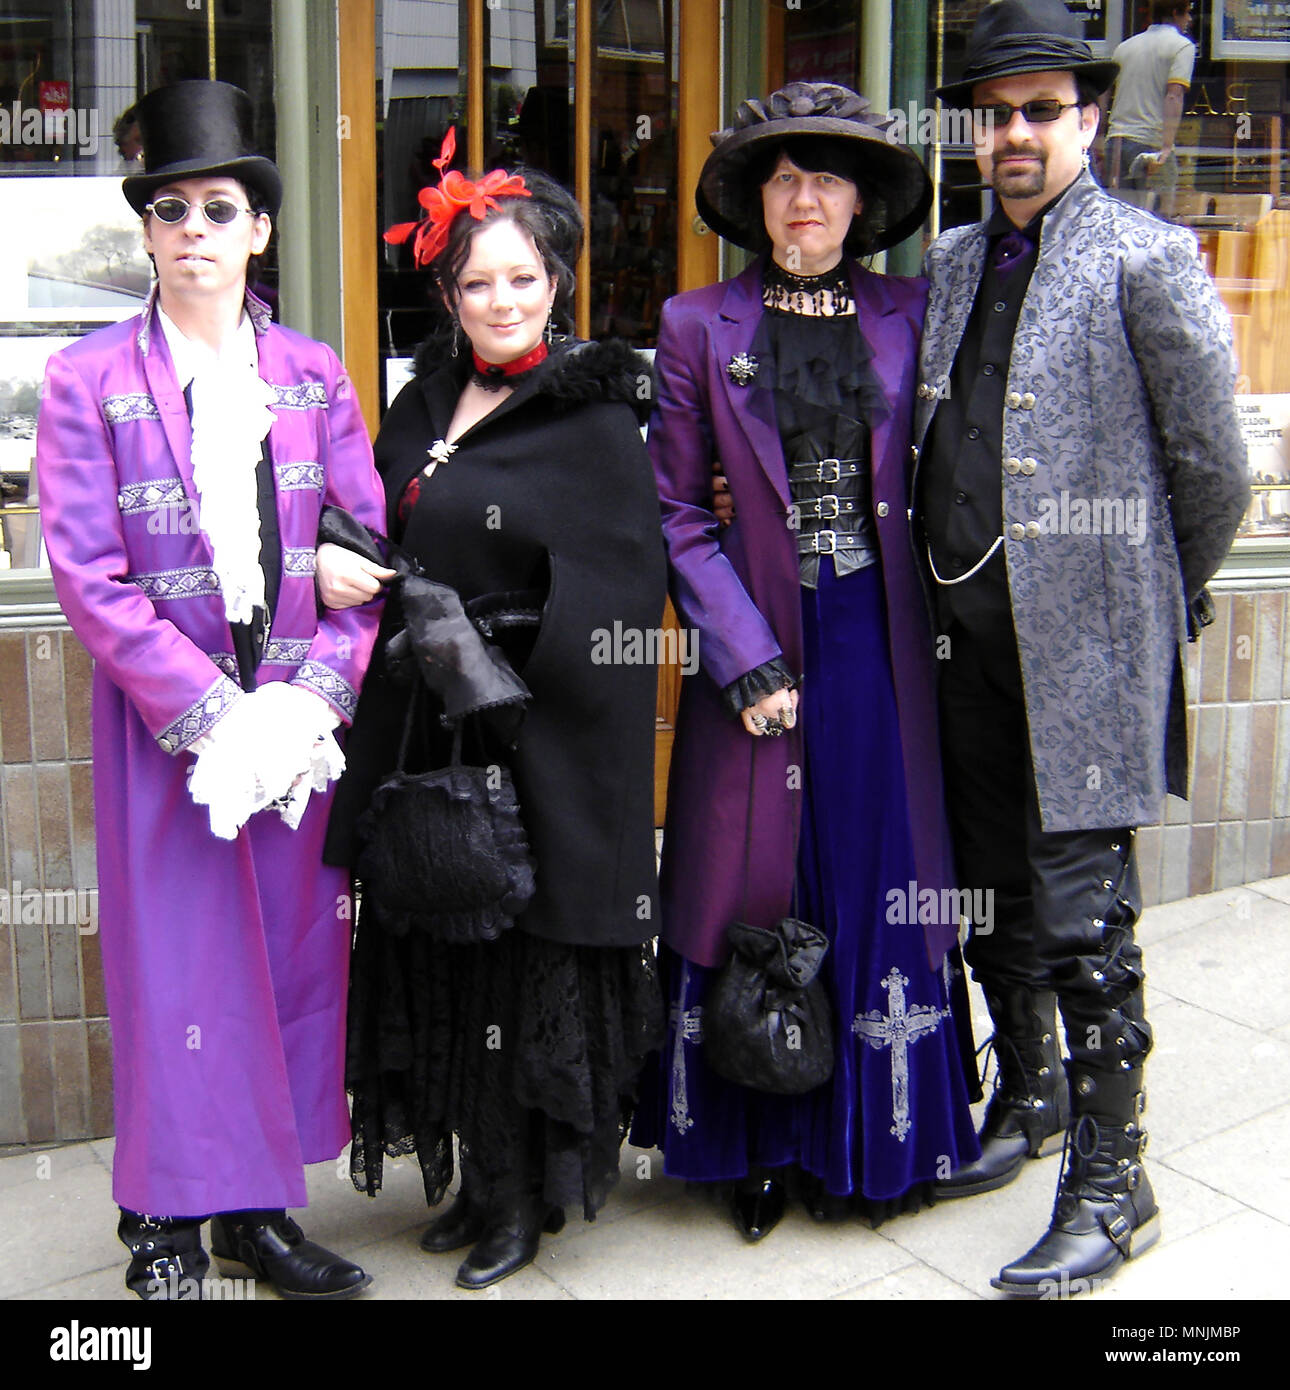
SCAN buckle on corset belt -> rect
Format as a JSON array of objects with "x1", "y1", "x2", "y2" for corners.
[
  {"x1": 817, "y1": 458, "x2": 841, "y2": 483},
  {"x1": 814, "y1": 494, "x2": 840, "y2": 520},
  {"x1": 815, "y1": 529, "x2": 837, "y2": 555}
]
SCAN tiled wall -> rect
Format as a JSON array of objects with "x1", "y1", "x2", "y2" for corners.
[
  {"x1": 0, "y1": 630, "x2": 110, "y2": 1146},
  {"x1": 0, "y1": 589, "x2": 1286, "y2": 1145},
  {"x1": 1136, "y1": 589, "x2": 1290, "y2": 903}
]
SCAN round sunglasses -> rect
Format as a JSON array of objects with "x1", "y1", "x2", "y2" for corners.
[{"x1": 145, "y1": 196, "x2": 260, "y2": 226}]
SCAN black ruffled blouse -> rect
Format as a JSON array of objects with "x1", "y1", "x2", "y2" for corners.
[{"x1": 721, "y1": 274, "x2": 891, "y2": 718}]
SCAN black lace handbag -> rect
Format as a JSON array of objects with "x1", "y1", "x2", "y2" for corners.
[
  {"x1": 705, "y1": 915, "x2": 834, "y2": 1095},
  {"x1": 354, "y1": 685, "x2": 536, "y2": 943}
]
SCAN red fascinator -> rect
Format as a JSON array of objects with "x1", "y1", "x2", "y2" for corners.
[{"x1": 384, "y1": 126, "x2": 532, "y2": 268}]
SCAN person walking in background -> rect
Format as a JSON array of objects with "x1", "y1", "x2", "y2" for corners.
[{"x1": 1104, "y1": 0, "x2": 1195, "y2": 215}]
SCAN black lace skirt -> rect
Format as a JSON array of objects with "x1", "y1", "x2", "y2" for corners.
[{"x1": 346, "y1": 904, "x2": 663, "y2": 1221}]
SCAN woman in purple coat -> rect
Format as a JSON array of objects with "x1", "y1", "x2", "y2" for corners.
[{"x1": 631, "y1": 83, "x2": 981, "y2": 1237}]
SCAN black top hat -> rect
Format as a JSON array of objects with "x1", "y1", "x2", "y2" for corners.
[
  {"x1": 696, "y1": 82, "x2": 933, "y2": 256},
  {"x1": 123, "y1": 80, "x2": 282, "y2": 217},
  {"x1": 936, "y1": 0, "x2": 1119, "y2": 108}
]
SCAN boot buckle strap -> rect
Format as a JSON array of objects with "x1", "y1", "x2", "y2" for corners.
[
  {"x1": 145, "y1": 1254, "x2": 181, "y2": 1283},
  {"x1": 1103, "y1": 1211, "x2": 1133, "y2": 1252}
]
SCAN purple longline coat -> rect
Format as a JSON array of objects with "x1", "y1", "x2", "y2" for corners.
[
  {"x1": 652, "y1": 258, "x2": 956, "y2": 971},
  {"x1": 36, "y1": 289, "x2": 385, "y2": 1217}
]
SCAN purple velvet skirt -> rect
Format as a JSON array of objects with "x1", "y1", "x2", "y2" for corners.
[{"x1": 632, "y1": 561, "x2": 980, "y2": 1201}]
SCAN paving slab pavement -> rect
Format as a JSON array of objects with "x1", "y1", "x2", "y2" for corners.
[{"x1": 5, "y1": 878, "x2": 1289, "y2": 1306}]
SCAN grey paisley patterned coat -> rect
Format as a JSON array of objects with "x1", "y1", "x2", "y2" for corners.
[{"x1": 913, "y1": 171, "x2": 1250, "y2": 832}]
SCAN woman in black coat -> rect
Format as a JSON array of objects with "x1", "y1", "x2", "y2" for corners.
[{"x1": 319, "y1": 159, "x2": 665, "y2": 1290}]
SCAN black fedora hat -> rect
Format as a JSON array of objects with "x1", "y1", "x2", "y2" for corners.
[
  {"x1": 696, "y1": 82, "x2": 932, "y2": 256},
  {"x1": 937, "y1": 0, "x2": 1119, "y2": 107},
  {"x1": 123, "y1": 80, "x2": 282, "y2": 217}
]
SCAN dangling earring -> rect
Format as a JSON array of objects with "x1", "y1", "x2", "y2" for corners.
[
  {"x1": 1081, "y1": 147, "x2": 1091, "y2": 172},
  {"x1": 450, "y1": 318, "x2": 461, "y2": 358},
  {"x1": 544, "y1": 313, "x2": 554, "y2": 346}
]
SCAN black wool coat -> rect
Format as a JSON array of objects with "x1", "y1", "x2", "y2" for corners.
[{"x1": 324, "y1": 338, "x2": 667, "y2": 949}]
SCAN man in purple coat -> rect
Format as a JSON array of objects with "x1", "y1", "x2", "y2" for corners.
[{"x1": 36, "y1": 81, "x2": 385, "y2": 1299}]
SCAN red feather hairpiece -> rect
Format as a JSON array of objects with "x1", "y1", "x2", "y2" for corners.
[{"x1": 384, "y1": 126, "x2": 532, "y2": 268}]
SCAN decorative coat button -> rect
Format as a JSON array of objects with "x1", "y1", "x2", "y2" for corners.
[
  {"x1": 910, "y1": 445, "x2": 920, "y2": 462},
  {"x1": 1006, "y1": 391, "x2": 1022, "y2": 408},
  {"x1": 876, "y1": 501, "x2": 890, "y2": 518},
  {"x1": 1020, "y1": 459, "x2": 1036, "y2": 475},
  {"x1": 1024, "y1": 521, "x2": 1040, "y2": 538},
  {"x1": 1008, "y1": 522, "x2": 1025, "y2": 540},
  {"x1": 1004, "y1": 457, "x2": 1021, "y2": 475},
  {"x1": 1021, "y1": 391, "x2": 1036, "y2": 409}
]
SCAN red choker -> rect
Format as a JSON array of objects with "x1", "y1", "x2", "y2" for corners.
[{"x1": 470, "y1": 342, "x2": 548, "y2": 390}]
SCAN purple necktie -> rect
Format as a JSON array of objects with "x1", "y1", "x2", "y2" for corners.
[{"x1": 992, "y1": 229, "x2": 1032, "y2": 278}]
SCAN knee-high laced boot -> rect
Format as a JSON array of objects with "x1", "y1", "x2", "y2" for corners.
[
  {"x1": 993, "y1": 884, "x2": 1158, "y2": 1297},
  {"x1": 932, "y1": 986, "x2": 1069, "y2": 1199},
  {"x1": 991, "y1": 1062, "x2": 1157, "y2": 1296}
]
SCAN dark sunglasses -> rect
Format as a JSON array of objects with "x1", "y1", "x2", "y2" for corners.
[
  {"x1": 972, "y1": 100, "x2": 1081, "y2": 127},
  {"x1": 145, "y1": 196, "x2": 259, "y2": 226}
]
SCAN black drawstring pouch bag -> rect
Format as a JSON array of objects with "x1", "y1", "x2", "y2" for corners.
[
  {"x1": 703, "y1": 739, "x2": 835, "y2": 1095},
  {"x1": 705, "y1": 915, "x2": 834, "y2": 1095}
]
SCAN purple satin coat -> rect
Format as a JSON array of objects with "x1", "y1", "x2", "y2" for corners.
[
  {"x1": 652, "y1": 259, "x2": 956, "y2": 971},
  {"x1": 36, "y1": 290, "x2": 385, "y2": 1216}
]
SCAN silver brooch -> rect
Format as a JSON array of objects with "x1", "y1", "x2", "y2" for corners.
[
  {"x1": 427, "y1": 439, "x2": 458, "y2": 465},
  {"x1": 726, "y1": 352, "x2": 758, "y2": 386}
]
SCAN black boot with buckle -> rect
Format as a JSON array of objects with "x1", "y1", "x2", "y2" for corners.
[
  {"x1": 932, "y1": 986, "x2": 1068, "y2": 1199},
  {"x1": 210, "y1": 1210, "x2": 371, "y2": 1299},
  {"x1": 118, "y1": 1209, "x2": 210, "y2": 1300},
  {"x1": 991, "y1": 1063, "x2": 1158, "y2": 1297},
  {"x1": 993, "y1": 860, "x2": 1158, "y2": 1296}
]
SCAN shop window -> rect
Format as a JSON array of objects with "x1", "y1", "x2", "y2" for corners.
[{"x1": 0, "y1": 1, "x2": 273, "y2": 580}]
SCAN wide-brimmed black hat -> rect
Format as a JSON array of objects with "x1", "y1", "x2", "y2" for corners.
[
  {"x1": 123, "y1": 80, "x2": 282, "y2": 216},
  {"x1": 696, "y1": 82, "x2": 933, "y2": 256},
  {"x1": 937, "y1": 0, "x2": 1119, "y2": 107}
]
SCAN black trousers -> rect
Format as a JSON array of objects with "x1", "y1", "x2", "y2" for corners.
[{"x1": 937, "y1": 617, "x2": 1152, "y2": 1075}]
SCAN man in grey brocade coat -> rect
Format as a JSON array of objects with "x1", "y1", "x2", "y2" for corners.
[{"x1": 910, "y1": 0, "x2": 1249, "y2": 1297}]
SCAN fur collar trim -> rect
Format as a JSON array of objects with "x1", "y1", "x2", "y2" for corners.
[{"x1": 414, "y1": 336, "x2": 653, "y2": 422}]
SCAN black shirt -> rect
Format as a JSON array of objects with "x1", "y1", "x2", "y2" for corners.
[{"x1": 919, "y1": 189, "x2": 1065, "y2": 633}]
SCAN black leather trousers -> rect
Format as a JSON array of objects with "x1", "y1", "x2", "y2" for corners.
[{"x1": 937, "y1": 617, "x2": 1152, "y2": 1075}]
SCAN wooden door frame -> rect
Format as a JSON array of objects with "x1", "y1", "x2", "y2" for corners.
[{"x1": 336, "y1": 1, "x2": 723, "y2": 822}]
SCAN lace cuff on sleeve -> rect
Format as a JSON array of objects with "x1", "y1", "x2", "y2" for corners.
[{"x1": 721, "y1": 656, "x2": 797, "y2": 719}]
